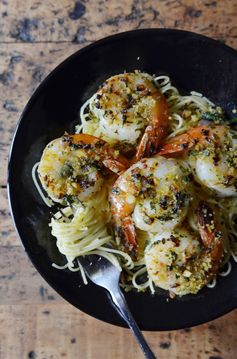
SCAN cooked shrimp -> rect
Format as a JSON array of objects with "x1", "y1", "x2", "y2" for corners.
[
  {"x1": 38, "y1": 133, "x2": 129, "y2": 203},
  {"x1": 158, "y1": 125, "x2": 222, "y2": 155},
  {"x1": 145, "y1": 201, "x2": 224, "y2": 296},
  {"x1": 158, "y1": 125, "x2": 237, "y2": 197},
  {"x1": 197, "y1": 201, "x2": 224, "y2": 273},
  {"x1": 109, "y1": 156, "x2": 193, "y2": 256},
  {"x1": 90, "y1": 72, "x2": 169, "y2": 158}
]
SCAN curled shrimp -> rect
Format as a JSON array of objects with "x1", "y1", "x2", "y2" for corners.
[
  {"x1": 158, "y1": 125, "x2": 237, "y2": 197},
  {"x1": 89, "y1": 72, "x2": 169, "y2": 159},
  {"x1": 109, "y1": 156, "x2": 193, "y2": 257},
  {"x1": 38, "y1": 133, "x2": 130, "y2": 203},
  {"x1": 145, "y1": 201, "x2": 224, "y2": 296}
]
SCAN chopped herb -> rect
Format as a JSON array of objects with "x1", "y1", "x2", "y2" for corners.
[
  {"x1": 157, "y1": 214, "x2": 173, "y2": 221},
  {"x1": 131, "y1": 173, "x2": 141, "y2": 181},
  {"x1": 94, "y1": 101, "x2": 101, "y2": 109},
  {"x1": 170, "y1": 250, "x2": 178, "y2": 262},
  {"x1": 159, "y1": 196, "x2": 169, "y2": 210},
  {"x1": 112, "y1": 187, "x2": 121, "y2": 194},
  {"x1": 61, "y1": 163, "x2": 73, "y2": 177},
  {"x1": 150, "y1": 202, "x2": 156, "y2": 211},
  {"x1": 203, "y1": 148, "x2": 210, "y2": 156},
  {"x1": 184, "y1": 173, "x2": 194, "y2": 182},
  {"x1": 180, "y1": 143, "x2": 189, "y2": 149},
  {"x1": 228, "y1": 117, "x2": 237, "y2": 124},
  {"x1": 64, "y1": 194, "x2": 76, "y2": 205},
  {"x1": 213, "y1": 154, "x2": 220, "y2": 165},
  {"x1": 175, "y1": 191, "x2": 187, "y2": 207},
  {"x1": 201, "y1": 128, "x2": 210, "y2": 136},
  {"x1": 170, "y1": 235, "x2": 180, "y2": 247},
  {"x1": 70, "y1": 142, "x2": 88, "y2": 150},
  {"x1": 201, "y1": 111, "x2": 222, "y2": 122},
  {"x1": 188, "y1": 149, "x2": 199, "y2": 157}
]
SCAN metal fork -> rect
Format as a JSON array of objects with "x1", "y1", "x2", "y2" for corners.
[{"x1": 77, "y1": 255, "x2": 157, "y2": 359}]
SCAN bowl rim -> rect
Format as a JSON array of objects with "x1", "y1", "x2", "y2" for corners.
[{"x1": 7, "y1": 28, "x2": 237, "y2": 331}]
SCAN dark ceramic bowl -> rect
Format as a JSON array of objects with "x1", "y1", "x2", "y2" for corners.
[{"x1": 8, "y1": 29, "x2": 237, "y2": 331}]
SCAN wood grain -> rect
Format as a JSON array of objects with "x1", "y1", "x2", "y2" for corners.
[
  {"x1": 0, "y1": 303, "x2": 236, "y2": 359},
  {"x1": 1, "y1": 0, "x2": 237, "y2": 185},
  {"x1": 1, "y1": 0, "x2": 237, "y2": 358},
  {"x1": 0, "y1": 245, "x2": 62, "y2": 305},
  {"x1": 0, "y1": 43, "x2": 80, "y2": 185},
  {"x1": 0, "y1": 188, "x2": 18, "y2": 245}
]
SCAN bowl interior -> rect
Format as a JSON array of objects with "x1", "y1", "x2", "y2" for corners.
[{"x1": 8, "y1": 29, "x2": 237, "y2": 330}]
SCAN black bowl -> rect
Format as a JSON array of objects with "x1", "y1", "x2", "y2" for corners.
[{"x1": 8, "y1": 29, "x2": 237, "y2": 331}]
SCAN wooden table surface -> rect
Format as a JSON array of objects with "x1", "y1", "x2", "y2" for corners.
[{"x1": 1, "y1": 1, "x2": 237, "y2": 358}]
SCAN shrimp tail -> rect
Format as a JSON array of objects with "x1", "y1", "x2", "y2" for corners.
[
  {"x1": 157, "y1": 125, "x2": 213, "y2": 156},
  {"x1": 109, "y1": 181, "x2": 138, "y2": 258},
  {"x1": 102, "y1": 159, "x2": 129, "y2": 175},
  {"x1": 102, "y1": 145, "x2": 130, "y2": 175},
  {"x1": 135, "y1": 93, "x2": 169, "y2": 160},
  {"x1": 197, "y1": 201, "x2": 224, "y2": 272},
  {"x1": 157, "y1": 133, "x2": 194, "y2": 156},
  {"x1": 117, "y1": 216, "x2": 138, "y2": 258},
  {"x1": 135, "y1": 125, "x2": 167, "y2": 160}
]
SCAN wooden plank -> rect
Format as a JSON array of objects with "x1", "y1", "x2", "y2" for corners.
[
  {"x1": 0, "y1": 239, "x2": 236, "y2": 357},
  {"x1": 0, "y1": 245, "x2": 62, "y2": 305},
  {"x1": 0, "y1": 303, "x2": 236, "y2": 359},
  {"x1": 0, "y1": 188, "x2": 18, "y2": 246},
  {"x1": 0, "y1": 242, "x2": 236, "y2": 358},
  {"x1": 0, "y1": 42, "x2": 80, "y2": 185},
  {"x1": 1, "y1": 1, "x2": 237, "y2": 358},
  {"x1": 0, "y1": 0, "x2": 236, "y2": 43}
]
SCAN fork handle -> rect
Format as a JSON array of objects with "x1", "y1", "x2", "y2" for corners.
[{"x1": 109, "y1": 288, "x2": 157, "y2": 359}]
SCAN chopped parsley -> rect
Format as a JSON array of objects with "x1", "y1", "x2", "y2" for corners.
[{"x1": 201, "y1": 111, "x2": 223, "y2": 123}]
